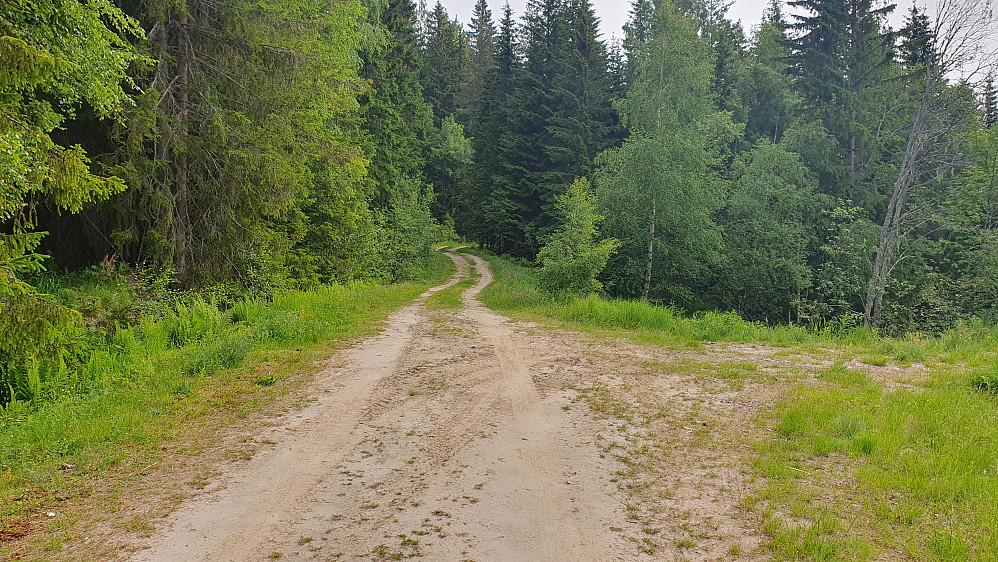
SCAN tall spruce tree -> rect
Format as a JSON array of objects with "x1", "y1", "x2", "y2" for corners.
[
  {"x1": 563, "y1": 0, "x2": 617, "y2": 165},
  {"x1": 81, "y1": 0, "x2": 377, "y2": 286},
  {"x1": 735, "y1": 0, "x2": 800, "y2": 142},
  {"x1": 0, "y1": 0, "x2": 138, "y2": 295},
  {"x1": 982, "y1": 74, "x2": 997, "y2": 129},
  {"x1": 458, "y1": 0, "x2": 496, "y2": 126},
  {"x1": 421, "y1": 2, "x2": 470, "y2": 123},
  {"x1": 897, "y1": 3, "x2": 932, "y2": 68},
  {"x1": 359, "y1": 0, "x2": 436, "y2": 280},
  {"x1": 470, "y1": 3, "x2": 525, "y2": 252},
  {"x1": 622, "y1": 0, "x2": 655, "y2": 76},
  {"x1": 787, "y1": 0, "x2": 896, "y2": 201}
]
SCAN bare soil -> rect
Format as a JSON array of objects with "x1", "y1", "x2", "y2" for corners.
[{"x1": 98, "y1": 251, "x2": 853, "y2": 561}]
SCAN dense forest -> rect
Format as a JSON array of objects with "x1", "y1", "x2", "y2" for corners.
[{"x1": 1, "y1": 0, "x2": 997, "y2": 390}]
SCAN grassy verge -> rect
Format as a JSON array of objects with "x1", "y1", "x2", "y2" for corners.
[
  {"x1": 0, "y1": 253, "x2": 453, "y2": 554},
  {"x1": 467, "y1": 248, "x2": 998, "y2": 559},
  {"x1": 469, "y1": 249, "x2": 998, "y2": 362},
  {"x1": 751, "y1": 359, "x2": 998, "y2": 560}
]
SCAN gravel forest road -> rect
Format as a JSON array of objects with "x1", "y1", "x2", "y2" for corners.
[{"x1": 132, "y1": 250, "x2": 637, "y2": 561}]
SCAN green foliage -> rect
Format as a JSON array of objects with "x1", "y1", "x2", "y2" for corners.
[
  {"x1": 467, "y1": 0, "x2": 617, "y2": 258},
  {"x1": 596, "y1": 0, "x2": 725, "y2": 305},
  {"x1": 720, "y1": 141, "x2": 823, "y2": 321},
  {"x1": 536, "y1": 178, "x2": 619, "y2": 296},
  {"x1": 358, "y1": 0, "x2": 437, "y2": 280},
  {"x1": 420, "y1": 2, "x2": 470, "y2": 123},
  {"x1": 0, "y1": 0, "x2": 140, "y2": 302},
  {"x1": 970, "y1": 365, "x2": 998, "y2": 395}
]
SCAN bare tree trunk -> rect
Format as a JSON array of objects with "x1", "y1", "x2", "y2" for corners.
[
  {"x1": 643, "y1": 198, "x2": 656, "y2": 301},
  {"x1": 863, "y1": 78, "x2": 930, "y2": 328}
]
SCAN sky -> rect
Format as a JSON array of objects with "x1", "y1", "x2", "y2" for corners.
[
  {"x1": 435, "y1": 0, "x2": 920, "y2": 42},
  {"x1": 435, "y1": 0, "x2": 771, "y2": 41}
]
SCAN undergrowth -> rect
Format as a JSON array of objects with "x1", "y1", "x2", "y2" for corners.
[{"x1": 0, "y1": 253, "x2": 453, "y2": 547}]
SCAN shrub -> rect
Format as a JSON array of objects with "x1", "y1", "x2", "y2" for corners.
[{"x1": 536, "y1": 178, "x2": 619, "y2": 296}]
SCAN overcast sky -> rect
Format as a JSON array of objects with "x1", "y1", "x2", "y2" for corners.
[
  {"x1": 435, "y1": 0, "x2": 770, "y2": 41},
  {"x1": 435, "y1": 0, "x2": 919, "y2": 42}
]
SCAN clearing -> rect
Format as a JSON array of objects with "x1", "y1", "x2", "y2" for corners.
[{"x1": 34, "y1": 249, "x2": 936, "y2": 560}]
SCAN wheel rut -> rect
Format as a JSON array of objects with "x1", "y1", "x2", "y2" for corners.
[{"x1": 131, "y1": 250, "x2": 630, "y2": 561}]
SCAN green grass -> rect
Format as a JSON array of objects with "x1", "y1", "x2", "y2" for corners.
[
  {"x1": 472, "y1": 249, "x2": 815, "y2": 347},
  {"x1": 0, "y1": 253, "x2": 454, "y2": 549},
  {"x1": 470, "y1": 249, "x2": 998, "y2": 361},
  {"x1": 466, "y1": 248, "x2": 998, "y2": 560},
  {"x1": 425, "y1": 266, "x2": 480, "y2": 311},
  {"x1": 754, "y1": 362, "x2": 998, "y2": 560}
]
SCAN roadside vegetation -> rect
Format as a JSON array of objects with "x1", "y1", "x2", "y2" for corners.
[
  {"x1": 470, "y1": 248, "x2": 998, "y2": 559},
  {"x1": 0, "y1": 255, "x2": 453, "y2": 550}
]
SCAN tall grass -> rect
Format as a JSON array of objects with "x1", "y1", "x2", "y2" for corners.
[
  {"x1": 472, "y1": 249, "x2": 998, "y2": 359},
  {"x1": 0, "y1": 254, "x2": 453, "y2": 544}
]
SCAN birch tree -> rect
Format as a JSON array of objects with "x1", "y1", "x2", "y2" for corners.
[{"x1": 595, "y1": 0, "x2": 723, "y2": 304}]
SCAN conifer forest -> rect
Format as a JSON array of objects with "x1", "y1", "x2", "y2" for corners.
[
  {"x1": 2, "y1": 0, "x2": 998, "y2": 398},
  {"x1": 2, "y1": 0, "x2": 997, "y2": 398},
  {"x1": 6, "y1": 0, "x2": 998, "y2": 557}
]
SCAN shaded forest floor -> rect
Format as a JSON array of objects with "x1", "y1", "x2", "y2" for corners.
[{"x1": 3, "y1": 249, "x2": 996, "y2": 561}]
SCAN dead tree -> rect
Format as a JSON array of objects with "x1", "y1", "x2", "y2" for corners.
[{"x1": 863, "y1": 0, "x2": 997, "y2": 328}]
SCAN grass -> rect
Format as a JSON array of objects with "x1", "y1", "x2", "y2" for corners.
[
  {"x1": 0, "y1": 252, "x2": 454, "y2": 555},
  {"x1": 754, "y1": 360, "x2": 998, "y2": 559},
  {"x1": 466, "y1": 248, "x2": 998, "y2": 560},
  {"x1": 425, "y1": 265, "x2": 479, "y2": 311},
  {"x1": 470, "y1": 249, "x2": 998, "y2": 363}
]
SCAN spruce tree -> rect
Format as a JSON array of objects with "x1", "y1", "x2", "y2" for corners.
[
  {"x1": 421, "y1": 2, "x2": 470, "y2": 123},
  {"x1": 622, "y1": 0, "x2": 655, "y2": 80},
  {"x1": 359, "y1": 0, "x2": 436, "y2": 279},
  {"x1": 563, "y1": 0, "x2": 617, "y2": 164},
  {"x1": 898, "y1": 3, "x2": 932, "y2": 68},
  {"x1": 500, "y1": 0, "x2": 573, "y2": 255},
  {"x1": 735, "y1": 0, "x2": 799, "y2": 141},
  {"x1": 458, "y1": 0, "x2": 496, "y2": 125},
  {"x1": 983, "y1": 74, "x2": 997, "y2": 129},
  {"x1": 787, "y1": 0, "x2": 895, "y2": 201},
  {"x1": 470, "y1": 3, "x2": 525, "y2": 252}
]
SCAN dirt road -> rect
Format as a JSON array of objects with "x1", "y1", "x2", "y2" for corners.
[
  {"x1": 130, "y1": 250, "x2": 768, "y2": 561},
  {"x1": 131, "y1": 251, "x2": 630, "y2": 560}
]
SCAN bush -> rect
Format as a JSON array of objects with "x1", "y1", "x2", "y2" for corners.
[
  {"x1": 970, "y1": 366, "x2": 998, "y2": 395},
  {"x1": 536, "y1": 178, "x2": 619, "y2": 296}
]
